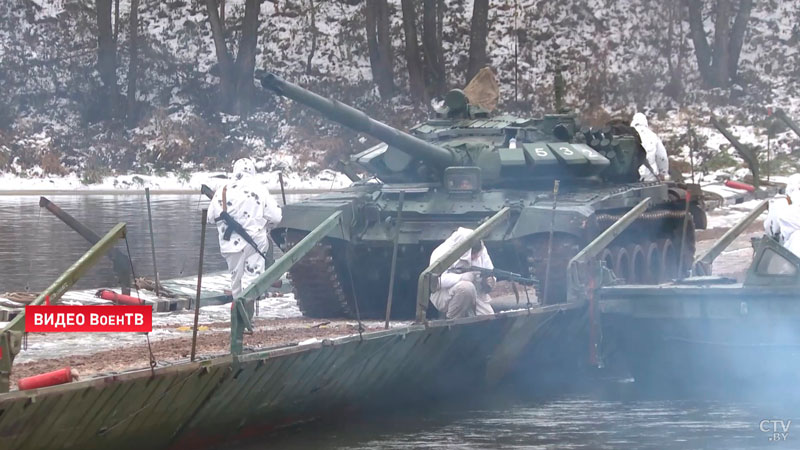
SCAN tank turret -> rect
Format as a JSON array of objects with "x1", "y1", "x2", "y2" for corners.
[{"x1": 261, "y1": 73, "x2": 643, "y2": 187}]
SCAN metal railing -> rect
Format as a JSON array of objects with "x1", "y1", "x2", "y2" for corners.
[
  {"x1": 230, "y1": 211, "x2": 344, "y2": 355},
  {"x1": 0, "y1": 223, "x2": 127, "y2": 393},
  {"x1": 694, "y1": 199, "x2": 768, "y2": 271}
]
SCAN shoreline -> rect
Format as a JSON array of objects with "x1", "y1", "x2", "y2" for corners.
[{"x1": 0, "y1": 188, "x2": 340, "y2": 196}]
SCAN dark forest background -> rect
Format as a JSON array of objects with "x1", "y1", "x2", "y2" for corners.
[{"x1": 0, "y1": 0, "x2": 798, "y2": 183}]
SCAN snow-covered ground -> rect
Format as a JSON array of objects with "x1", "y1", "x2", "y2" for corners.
[{"x1": 0, "y1": 168, "x2": 351, "y2": 192}]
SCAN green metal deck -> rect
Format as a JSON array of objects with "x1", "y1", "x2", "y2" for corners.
[{"x1": 0, "y1": 304, "x2": 583, "y2": 449}]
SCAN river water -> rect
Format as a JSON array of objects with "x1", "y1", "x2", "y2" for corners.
[
  {"x1": 246, "y1": 388, "x2": 800, "y2": 449},
  {"x1": 2, "y1": 194, "x2": 798, "y2": 449},
  {"x1": 0, "y1": 193, "x2": 304, "y2": 293}
]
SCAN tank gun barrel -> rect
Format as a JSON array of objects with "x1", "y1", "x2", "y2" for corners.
[{"x1": 261, "y1": 73, "x2": 455, "y2": 168}]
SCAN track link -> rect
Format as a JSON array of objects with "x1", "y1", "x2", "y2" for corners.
[{"x1": 285, "y1": 231, "x2": 353, "y2": 318}]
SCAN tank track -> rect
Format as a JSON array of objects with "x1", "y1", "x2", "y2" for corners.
[{"x1": 284, "y1": 230, "x2": 353, "y2": 318}]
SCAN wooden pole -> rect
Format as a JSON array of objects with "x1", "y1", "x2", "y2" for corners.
[
  {"x1": 384, "y1": 191, "x2": 405, "y2": 329},
  {"x1": 144, "y1": 188, "x2": 161, "y2": 297},
  {"x1": 191, "y1": 209, "x2": 208, "y2": 362},
  {"x1": 677, "y1": 194, "x2": 692, "y2": 278},
  {"x1": 688, "y1": 120, "x2": 696, "y2": 184},
  {"x1": 543, "y1": 179, "x2": 560, "y2": 304},
  {"x1": 278, "y1": 172, "x2": 287, "y2": 206}
]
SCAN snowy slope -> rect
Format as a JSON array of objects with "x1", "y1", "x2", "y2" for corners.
[{"x1": 0, "y1": 0, "x2": 798, "y2": 189}]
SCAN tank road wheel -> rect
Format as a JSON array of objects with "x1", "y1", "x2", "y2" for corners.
[
  {"x1": 601, "y1": 248, "x2": 615, "y2": 275},
  {"x1": 643, "y1": 242, "x2": 663, "y2": 284},
  {"x1": 627, "y1": 244, "x2": 646, "y2": 284},
  {"x1": 659, "y1": 239, "x2": 678, "y2": 282},
  {"x1": 610, "y1": 246, "x2": 630, "y2": 283}
]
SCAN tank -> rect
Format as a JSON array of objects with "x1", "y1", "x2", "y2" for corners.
[{"x1": 260, "y1": 73, "x2": 707, "y2": 318}]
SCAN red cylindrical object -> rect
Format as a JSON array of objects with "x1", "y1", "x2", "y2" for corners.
[
  {"x1": 18, "y1": 367, "x2": 73, "y2": 390},
  {"x1": 725, "y1": 180, "x2": 755, "y2": 192},
  {"x1": 97, "y1": 289, "x2": 143, "y2": 305}
]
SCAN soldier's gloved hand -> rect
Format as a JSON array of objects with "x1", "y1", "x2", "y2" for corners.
[{"x1": 478, "y1": 275, "x2": 495, "y2": 293}]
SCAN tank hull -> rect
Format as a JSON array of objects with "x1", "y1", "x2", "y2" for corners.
[{"x1": 274, "y1": 181, "x2": 701, "y2": 318}]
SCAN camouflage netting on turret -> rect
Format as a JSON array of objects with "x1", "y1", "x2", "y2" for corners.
[{"x1": 464, "y1": 68, "x2": 500, "y2": 112}]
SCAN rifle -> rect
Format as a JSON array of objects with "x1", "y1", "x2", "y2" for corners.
[
  {"x1": 450, "y1": 266, "x2": 539, "y2": 286},
  {"x1": 205, "y1": 183, "x2": 272, "y2": 263},
  {"x1": 215, "y1": 211, "x2": 271, "y2": 261}
]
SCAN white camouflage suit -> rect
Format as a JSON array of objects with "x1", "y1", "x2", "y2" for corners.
[
  {"x1": 764, "y1": 174, "x2": 800, "y2": 258},
  {"x1": 429, "y1": 227, "x2": 495, "y2": 319},
  {"x1": 631, "y1": 113, "x2": 669, "y2": 182},
  {"x1": 207, "y1": 158, "x2": 282, "y2": 298}
]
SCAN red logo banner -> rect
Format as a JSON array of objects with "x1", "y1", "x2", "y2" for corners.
[{"x1": 25, "y1": 305, "x2": 152, "y2": 332}]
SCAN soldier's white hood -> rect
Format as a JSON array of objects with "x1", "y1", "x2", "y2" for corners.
[
  {"x1": 430, "y1": 227, "x2": 475, "y2": 266},
  {"x1": 631, "y1": 112, "x2": 648, "y2": 129},
  {"x1": 233, "y1": 158, "x2": 256, "y2": 180}
]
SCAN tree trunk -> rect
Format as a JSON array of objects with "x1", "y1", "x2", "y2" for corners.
[
  {"x1": 126, "y1": 0, "x2": 139, "y2": 126},
  {"x1": 422, "y1": 0, "x2": 445, "y2": 96},
  {"x1": 205, "y1": 0, "x2": 235, "y2": 107},
  {"x1": 401, "y1": 0, "x2": 426, "y2": 102},
  {"x1": 365, "y1": 0, "x2": 394, "y2": 98},
  {"x1": 685, "y1": 0, "x2": 752, "y2": 88},
  {"x1": 305, "y1": 0, "x2": 318, "y2": 75},
  {"x1": 205, "y1": 0, "x2": 262, "y2": 114},
  {"x1": 219, "y1": 0, "x2": 226, "y2": 25},
  {"x1": 711, "y1": 0, "x2": 732, "y2": 87},
  {"x1": 376, "y1": 0, "x2": 394, "y2": 96},
  {"x1": 96, "y1": 0, "x2": 118, "y2": 118},
  {"x1": 114, "y1": 0, "x2": 119, "y2": 41},
  {"x1": 466, "y1": 0, "x2": 489, "y2": 83},
  {"x1": 685, "y1": 0, "x2": 713, "y2": 86},
  {"x1": 728, "y1": 0, "x2": 753, "y2": 81},
  {"x1": 232, "y1": 0, "x2": 261, "y2": 114}
]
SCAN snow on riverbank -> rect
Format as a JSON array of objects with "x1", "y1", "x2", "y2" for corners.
[{"x1": 0, "y1": 168, "x2": 352, "y2": 192}]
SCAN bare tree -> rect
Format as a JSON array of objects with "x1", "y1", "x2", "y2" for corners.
[
  {"x1": 422, "y1": 0, "x2": 446, "y2": 96},
  {"x1": 126, "y1": 0, "x2": 140, "y2": 126},
  {"x1": 401, "y1": 0, "x2": 426, "y2": 102},
  {"x1": 205, "y1": 0, "x2": 262, "y2": 114},
  {"x1": 114, "y1": 0, "x2": 120, "y2": 41},
  {"x1": 96, "y1": 0, "x2": 118, "y2": 118},
  {"x1": 660, "y1": 2, "x2": 687, "y2": 101},
  {"x1": 685, "y1": 0, "x2": 753, "y2": 88},
  {"x1": 466, "y1": 0, "x2": 489, "y2": 83},
  {"x1": 365, "y1": 0, "x2": 395, "y2": 98},
  {"x1": 305, "y1": 0, "x2": 318, "y2": 75}
]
